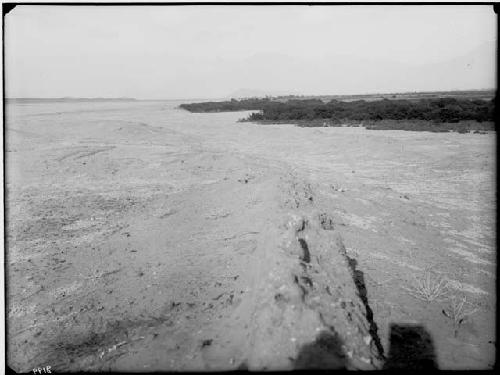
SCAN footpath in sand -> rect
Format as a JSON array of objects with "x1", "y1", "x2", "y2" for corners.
[{"x1": 5, "y1": 101, "x2": 496, "y2": 370}]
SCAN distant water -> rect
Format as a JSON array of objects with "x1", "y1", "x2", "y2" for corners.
[{"x1": 6, "y1": 98, "x2": 137, "y2": 103}]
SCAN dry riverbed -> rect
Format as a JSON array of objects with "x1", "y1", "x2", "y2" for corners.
[{"x1": 5, "y1": 101, "x2": 496, "y2": 371}]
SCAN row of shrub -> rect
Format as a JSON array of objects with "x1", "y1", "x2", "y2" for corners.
[
  {"x1": 245, "y1": 97, "x2": 495, "y2": 124},
  {"x1": 180, "y1": 97, "x2": 496, "y2": 129},
  {"x1": 179, "y1": 98, "x2": 272, "y2": 112}
]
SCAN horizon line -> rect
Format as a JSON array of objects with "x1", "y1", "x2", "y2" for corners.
[{"x1": 6, "y1": 88, "x2": 496, "y2": 102}]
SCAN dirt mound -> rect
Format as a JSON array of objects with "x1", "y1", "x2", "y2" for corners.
[{"x1": 243, "y1": 172, "x2": 384, "y2": 370}]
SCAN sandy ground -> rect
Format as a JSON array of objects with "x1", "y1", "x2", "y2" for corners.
[{"x1": 5, "y1": 100, "x2": 496, "y2": 371}]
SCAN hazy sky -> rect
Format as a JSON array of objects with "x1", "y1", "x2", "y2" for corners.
[{"x1": 5, "y1": 5, "x2": 497, "y2": 99}]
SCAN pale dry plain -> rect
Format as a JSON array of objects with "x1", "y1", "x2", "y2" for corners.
[{"x1": 5, "y1": 100, "x2": 496, "y2": 371}]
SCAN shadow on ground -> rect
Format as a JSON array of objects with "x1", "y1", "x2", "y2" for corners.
[
  {"x1": 293, "y1": 323, "x2": 437, "y2": 370},
  {"x1": 294, "y1": 331, "x2": 346, "y2": 369},
  {"x1": 383, "y1": 323, "x2": 438, "y2": 370}
]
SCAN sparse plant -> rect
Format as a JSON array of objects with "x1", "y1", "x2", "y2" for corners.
[
  {"x1": 402, "y1": 270, "x2": 449, "y2": 302},
  {"x1": 442, "y1": 295, "x2": 478, "y2": 337}
]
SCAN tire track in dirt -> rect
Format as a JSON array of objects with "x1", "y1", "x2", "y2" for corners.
[{"x1": 57, "y1": 146, "x2": 116, "y2": 162}]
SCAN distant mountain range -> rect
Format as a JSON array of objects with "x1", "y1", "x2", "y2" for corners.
[
  {"x1": 225, "y1": 41, "x2": 496, "y2": 99},
  {"x1": 227, "y1": 89, "x2": 495, "y2": 101},
  {"x1": 227, "y1": 88, "x2": 302, "y2": 99}
]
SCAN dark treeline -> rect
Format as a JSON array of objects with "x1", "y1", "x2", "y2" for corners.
[
  {"x1": 179, "y1": 98, "x2": 272, "y2": 112},
  {"x1": 180, "y1": 97, "x2": 496, "y2": 132},
  {"x1": 246, "y1": 98, "x2": 494, "y2": 124}
]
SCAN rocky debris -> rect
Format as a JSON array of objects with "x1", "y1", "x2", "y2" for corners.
[
  {"x1": 237, "y1": 171, "x2": 256, "y2": 184},
  {"x1": 201, "y1": 339, "x2": 213, "y2": 348},
  {"x1": 330, "y1": 184, "x2": 346, "y2": 193},
  {"x1": 205, "y1": 209, "x2": 231, "y2": 220},
  {"x1": 281, "y1": 174, "x2": 315, "y2": 209},
  {"x1": 318, "y1": 213, "x2": 335, "y2": 230}
]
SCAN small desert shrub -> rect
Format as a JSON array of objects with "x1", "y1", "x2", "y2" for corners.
[
  {"x1": 402, "y1": 270, "x2": 449, "y2": 302},
  {"x1": 442, "y1": 295, "x2": 478, "y2": 337}
]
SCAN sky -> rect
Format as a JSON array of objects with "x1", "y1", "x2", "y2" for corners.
[{"x1": 5, "y1": 5, "x2": 497, "y2": 99}]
